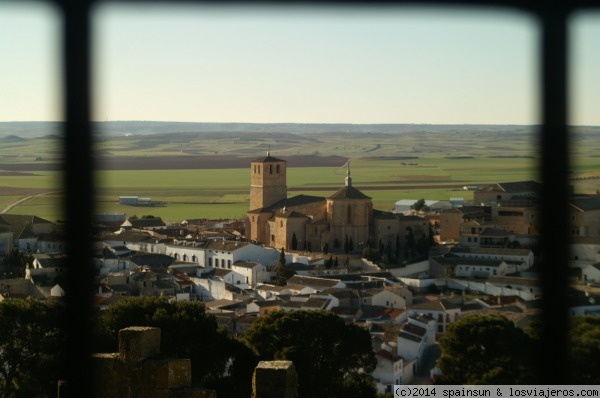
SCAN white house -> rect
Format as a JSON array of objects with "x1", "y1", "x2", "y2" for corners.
[
  {"x1": 409, "y1": 299, "x2": 461, "y2": 335},
  {"x1": 396, "y1": 315, "x2": 436, "y2": 373},
  {"x1": 581, "y1": 263, "x2": 600, "y2": 283},
  {"x1": 453, "y1": 259, "x2": 511, "y2": 278},
  {"x1": 191, "y1": 275, "x2": 228, "y2": 302},
  {"x1": 208, "y1": 267, "x2": 247, "y2": 287},
  {"x1": 487, "y1": 275, "x2": 543, "y2": 300},
  {"x1": 371, "y1": 285, "x2": 412, "y2": 309},
  {"x1": 102, "y1": 230, "x2": 166, "y2": 254},
  {"x1": 168, "y1": 240, "x2": 281, "y2": 269},
  {"x1": 450, "y1": 247, "x2": 534, "y2": 268},
  {"x1": 36, "y1": 233, "x2": 67, "y2": 254},
  {"x1": 373, "y1": 349, "x2": 416, "y2": 393},
  {"x1": 120, "y1": 217, "x2": 167, "y2": 231},
  {"x1": 231, "y1": 261, "x2": 272, "y2": 287},
  {"x1": 25, "y1": 254, "x2": 68, "y2": 283},
  {"x1": 50, "y1": 284, "x2": 66, "y2": 297}
]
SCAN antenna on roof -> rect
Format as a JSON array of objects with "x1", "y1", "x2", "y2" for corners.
[{"x1": 267, "y1": 145, "x2": 271, "y2": 157}]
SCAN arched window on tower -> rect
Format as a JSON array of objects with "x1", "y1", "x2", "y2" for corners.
[
  {"x1": 269, "y1": 165, "x2": 273, "y2": 174},
  {"x1": 258, "y1": 165, "x2": 261, "y2": 173},
  {"x1": 347, "y1": 205, "x2": 352, "y2": 224},
  {"x1": 276, "y1": 164, "x2": 280, "y2": 173}
]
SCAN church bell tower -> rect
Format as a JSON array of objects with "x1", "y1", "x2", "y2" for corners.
[{"x1": 249, "y1": 152, "x2": 287, "y2": 210}]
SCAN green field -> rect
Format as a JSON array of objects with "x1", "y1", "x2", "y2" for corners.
[
  {"x1": 1, "y1": 124, "x2": 599, "y2": 223},
  {"x1": 0, "y1": 156, "x2": 539, "y2": 223}
]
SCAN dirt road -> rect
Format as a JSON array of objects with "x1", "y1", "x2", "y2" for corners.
[{"x1": 0, "y1": 191, "x2": 62, "y2": 214}]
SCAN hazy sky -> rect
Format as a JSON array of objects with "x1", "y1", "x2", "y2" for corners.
[{"x1": 1, "y1": 2, "x2": 598, "y2": 125}]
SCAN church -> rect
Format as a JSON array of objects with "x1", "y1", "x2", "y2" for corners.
[{"x1": 246, "y1": 153, "x2": 429, "y2": 254}]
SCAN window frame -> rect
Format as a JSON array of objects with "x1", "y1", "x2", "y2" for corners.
[{"x1": 45, "y1": 0, "x2": 597, "y2": 393}]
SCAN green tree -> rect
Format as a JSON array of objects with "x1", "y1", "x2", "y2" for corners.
[
  {"x1": 321, "y1": 241, "x2": 329, "y2": 255},
  {"x1": 569, "y1": 315, "x2": 600, "y2": 384},
  {"x1": 0, "y1": 299, "x2": 67, "y2": 398},
  {"x1": 245, "y1": 310, "x2": 376, "y2": 398},
  {"x1": 344, "y1": 235, "x2": 350, "y2": 254},
  {"x1": 417, "y1": 233, "x2": 429, "y2": 256},
  {"x1": 291, "y1": 232, "x2": 298, "y2": 251},
  {"x1": 333, "y1": 238, "x2": 340, "y2": 250},
  {"x1": 325, "y1": 255, "x2": 334, "y2": 269},
  {"x1": 404, "y1": 227, "x2": 416, "y2": 258},
  {"x1": 437, "y1": 313, "x2": 537, "y2": 384},
  {"x1": 428, "y1": 223, "x2": 436, "y2": 246},
  {"x1": 275, "y1": 247, "x2": 288, "y2": 285},
  {"x1": 411, "y1": 198, "x2": 430, "y2": 212},
  {"x1": 92, "y1": 296, "x2": 256, "y2": 396},
  {"x1": 362, "y1": 244, "x2": 372, "y2": 260}
]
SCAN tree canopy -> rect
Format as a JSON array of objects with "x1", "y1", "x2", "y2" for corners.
[
  {"x1": 569, "y1": 315, "x2": 600, "y2": 384},
  {"x1": 411, "y1": 198, "x2": 429, "y2": 212},
  {"x1": 244, "y1": 310, "x2": 376, "y2": 398},
  {"x1": 0, "y1": 299, "x2": 67, "y2": 398},
  {"x1": 437, "y1": 313, "x2": 537, "y2": 384}
]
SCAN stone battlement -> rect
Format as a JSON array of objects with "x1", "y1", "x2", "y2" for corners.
[{"x1": 89, "y1": 326, "x2": 216, "y2": 398}]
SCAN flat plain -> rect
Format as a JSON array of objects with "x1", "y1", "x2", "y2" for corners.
[{"x1": 1, "y1": 122, "x2": 599, "y2": 223}]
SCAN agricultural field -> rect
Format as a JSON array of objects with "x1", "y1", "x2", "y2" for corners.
[{"x1": 1, "y1": 122, "x2": 599, "y2": 223}]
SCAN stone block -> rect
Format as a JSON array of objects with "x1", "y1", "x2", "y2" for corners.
[
  {"x1": 119, "y1": 326, "x2": 161, "y2": 363},
  {"x1": 252, "y1": 360, "x2": 298, "y2": 398},
  {"x1": 139, "y1": 358, "x2": 192, "y2": 395},
  {"x1": 89, "y1": 353, "x2": 127, "y2": 398}
]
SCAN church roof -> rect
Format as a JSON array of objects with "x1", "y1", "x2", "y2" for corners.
[
  {"x1": 252, "y1": 153, "x2": 286, "y2": 163},
  {"x1": 267, "y1": 194, "x2": 326, "y2": 212},
  {"x1": 477, "y1": 180, "x2": 540, "y2": 194},
  {"x1": 570, "y1": 195, "x2": 600, "y2": 212},
  {"x1": 276, "y1": 211, "x2": 309, "y2": 219},
  {"x1": 373, "y1": 209, "x2": 397, "y2": 220},
  {"x1": 327, "y1": 185, "x2": 371, "y2": 200}
]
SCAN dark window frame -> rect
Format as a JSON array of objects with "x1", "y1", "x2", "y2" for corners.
[{"x1": 43, "y1": 0, "x2": 598, "y2": 394}]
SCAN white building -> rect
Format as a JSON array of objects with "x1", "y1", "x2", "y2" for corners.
[
  {"x1": 409, "y1": 299, "x2": 461, "y2": 335},
  {"x1": 450, "y1": 247, "x2": 534, "y2": 268},
  {"x1": 396, "y1": 315, "x2": 436, "y2": 373},
  {"x1": 373, "y1": 348, "x2": 416, "y2": 393},
  {"x1": 394, "y1": 199, "x2": 451, "y2": 213},
  {"x1": 231, "y1": 261, "x2": 272, "y2": 287}
]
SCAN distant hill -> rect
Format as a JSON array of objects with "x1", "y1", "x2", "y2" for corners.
[
  {"x1": 0, "y1": 122, "x2": 63, "y2": 138},
  {"x1": 1, "y1": 135, "x2": 27, "y2": 142},
  {"x1": 3, "y1": 120, "x2": 600, "y2": 139},
  {"x1": 0, "y1": 121, "x2": 545, "y2": 138}
]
